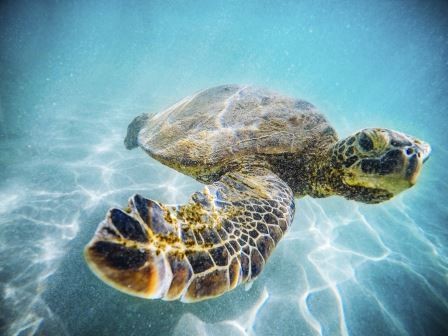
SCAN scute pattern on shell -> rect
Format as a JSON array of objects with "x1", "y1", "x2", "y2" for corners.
[{"x1": 136, "y1": 85, "x2": 335, "y2": 178}]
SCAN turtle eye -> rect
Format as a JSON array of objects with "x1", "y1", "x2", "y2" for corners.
[{"x1": 359, "y1": 132, "x2": 374, "y2": 151}]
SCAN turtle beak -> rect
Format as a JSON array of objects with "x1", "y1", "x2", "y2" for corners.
[
  {"x1": 403, "y1": 138, "x2": 430, "y2": 185},
  {"x1": 421, "y1": 143, "x2": 431, "y2": 163},
  {"x1": 414, "y1": 138, "x2": 431, "y2": 163}
]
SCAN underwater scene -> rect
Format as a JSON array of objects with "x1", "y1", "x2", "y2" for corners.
[{"x1": 0, "y1": 1, "x2": 447, "y2": 335}]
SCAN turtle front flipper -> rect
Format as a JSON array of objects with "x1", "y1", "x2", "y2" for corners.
[{"x1": 84, "y1": 166, "x2": 295, "y2": 302}]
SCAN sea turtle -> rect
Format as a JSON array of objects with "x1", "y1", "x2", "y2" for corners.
[{"x1": 84, "y1": 85, "x2": 431, "y2": 302}]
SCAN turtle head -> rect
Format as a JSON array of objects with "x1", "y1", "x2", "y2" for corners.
[{"x1": 331, "y1": 128, "x2": 431, "y2": 203}]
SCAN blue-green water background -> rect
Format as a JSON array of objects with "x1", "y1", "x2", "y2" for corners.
[{"x1": 0, "y1": 1, "x2": 447, "y2": 335}]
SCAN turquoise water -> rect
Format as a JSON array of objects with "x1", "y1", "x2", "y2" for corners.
[{"x1": 1, "y1": 1, "x2": 447, "y2": 335}]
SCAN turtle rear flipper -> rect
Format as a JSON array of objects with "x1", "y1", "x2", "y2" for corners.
[
  {"x1": 84, "y1": 167, "x2": 295, "y2": 302},
  {"x1": 124, "y1": 113, "x2": 150, "y2": 150}
]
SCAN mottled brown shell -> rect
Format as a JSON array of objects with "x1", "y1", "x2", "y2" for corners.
[{"x1": 128, "y1": 85, "x2": 336, "y2": 177}]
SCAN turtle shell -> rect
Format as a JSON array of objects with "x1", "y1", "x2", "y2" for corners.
[{"x1": 132, "y1": 85, "x2": 337, "y2": 177}]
